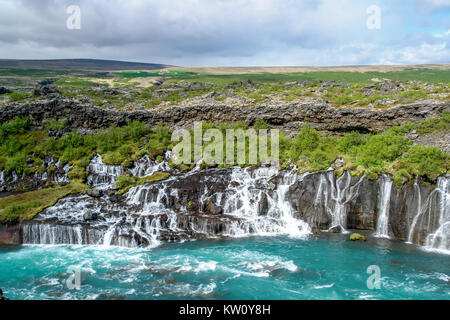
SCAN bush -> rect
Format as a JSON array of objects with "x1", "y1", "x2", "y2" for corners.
[
  {"x1": 8, "y1": 91, "x2": 29, "y2": 102},
  {"x1": 289, "y1": 123, "x2": 320, "y2": 159},
  {"x1": 0, "y1": 117, "x2": 30, "y2": 142},
  {"x1": 400, "y1": 145, "x2": 448, "y2": 181},
  {"x1": 44, "y1": 119, "x2": 67, "y2": 130},
  {"x1": 393, "y1": 169, "x2": 412, "y2": 188}
]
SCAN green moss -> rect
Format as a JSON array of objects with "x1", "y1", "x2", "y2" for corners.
[
  {"x1": 350, "y1": 233, "x2": 366, "y2": 241},
  {"x1": 117, "y1": 172, "x2": 171, "y2": 195},
  {"x1": 0, "y1": 181, "x2": 88, "y2": 222}
]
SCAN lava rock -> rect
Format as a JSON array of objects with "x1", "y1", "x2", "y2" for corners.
[
  {"x1": 33, "y1": 85, "x2": 60, "y2": 98},
  {"x1": 83, "y1": 212, "x2": 98, "y2": 221},
  {"x1": 328, "y1": 225, "x2": 343, "y2": 233},
  {"x1": 212, "y1": 205, "x2": 223, "y2": 215},
  {"x1": 86, "y1": 189, "x2": 102, "y2": 198},
  {"x1": 0, "y1": 87, "x2": 12, "y2": 95}
]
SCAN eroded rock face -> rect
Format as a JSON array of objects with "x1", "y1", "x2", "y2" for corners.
[
  {"x1": 0, "y1": 96, "x2": 448, "y2": 135},
  {"x1": 1, "y1": 152, "x2": 448, "y2": 251},
  {"x1": 13, "y1": 161, "x2": 450, "y2": 251},
  {"x1": 0, "y1": 223, "x2": 20, "y2": 245},
  {"x1": 0, "y1": 157, "x2": 72, "y2": 193}
]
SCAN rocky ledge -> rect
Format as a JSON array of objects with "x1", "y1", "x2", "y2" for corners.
[{"x1": 1, "y1": 94, "x2": 449, "y2": 135}]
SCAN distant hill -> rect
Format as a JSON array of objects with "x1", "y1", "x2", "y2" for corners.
[{"x1": 0, "y1": 59, "x2": 169, "y2": 71}]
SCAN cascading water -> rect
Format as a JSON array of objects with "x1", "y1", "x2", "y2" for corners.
[
  {"x1": 86, "y1": 154, "x2": 124, "y2": 189},
  {"x1": 16, "y1": 151, "x2": 450, "y2": 252},
  {"x1": 0, "y1": 157, "x2": 72, "y2": 192},
  {"x1": 221, "y1": 167, "x2": 310, "y2": 238},
  {"x1": 406, "y1": 175, "x2": 450, "y2": 252},
  {"x1": 375, "y1": 174, "x2": 393, "y2": 238},
  {"x1": 22, "y1": 153, "x2": 312, "y2": 247},
  {"x1": 425, "y1": 177, "x2": 450, "y2": 252},
  {"x1": 130, "y1": 151, "x2": 172, "y2": 177},
  {"x1": 408, "y1": 179, "x2": 422, "y2": 244},
  {"x1": 314, "y1": 170, "x2": 364, "y2": 232}
]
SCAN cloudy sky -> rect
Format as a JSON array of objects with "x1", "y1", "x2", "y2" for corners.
[{"x1": 0, "y1": 0, "x2": 449, "y2": 66}]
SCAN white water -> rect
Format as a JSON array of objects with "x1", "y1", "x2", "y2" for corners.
[
  {"x1": 221, "y1": 167, "x2": 310, "y2": 238},
  {"x1": 408, "y1": 179, "x2": 423, "y2": 243},
  {"x1": 130, "y1": 151, "x2": 172, "y2": 177},
  {"x1": 375, "y1": 174, "x2": 393, "y2": 238},
  {"x1": 18, "y1": 153, "x2": 450, "y2": 252},
  {"x1": 22, "y1": 155, "x2": 312, "y2": 247},
  {"x1": 86, "y1": 154, "x2": 124, "y2": 189},
  {"x1": 312, "y1": 170, "x2": 364, "y2": 232},
  {"x1": 425, "y1": 177, "x2": 450, "y2": 252}
]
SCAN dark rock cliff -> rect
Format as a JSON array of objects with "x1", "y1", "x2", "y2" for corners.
[{"x1": 1, "y1": 96, "x2": 448, "y2": 134}]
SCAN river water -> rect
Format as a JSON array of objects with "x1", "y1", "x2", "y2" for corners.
[{"x1": 1, "y1": 234, "x2": 449, "y2": 300}]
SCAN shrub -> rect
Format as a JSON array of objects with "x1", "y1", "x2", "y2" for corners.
[
  {"x1": 393, "y1": 169, "x2": 412, "y2": 188},
  {"x1": 44, "y1": 119, "x2": 67, "y2": 130},
  {"x1": 8, "y1": 91, "x2": 29, "y2": 102},
  {"x1": 400, "y1": 145, "x2": 448, "y2": 181},
  {"x1": 289, "y1": 123, "x2": 320, "y2": 159}
]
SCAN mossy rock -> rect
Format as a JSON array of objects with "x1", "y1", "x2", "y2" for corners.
[{"x1": 350, "y1": 233, "x2": 366, "y2": 242}]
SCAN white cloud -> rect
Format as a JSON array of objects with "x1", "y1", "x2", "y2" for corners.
[{"x1": 0, "y1": 0, "x2": 448, "y2": 66}]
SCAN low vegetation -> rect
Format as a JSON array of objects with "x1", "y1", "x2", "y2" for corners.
[
  {"x1": 0, "y1": 181, "x2": 87, "y2": 222},
  {"x1": 117, "y1": 172, "x2": 171, "y2": 195},
  {"x1": 1, "y1": 112, "x2": 447, "y2": 190},
  {"x1": 2, "y1": 69, "x2": 448, "y2": 109}
]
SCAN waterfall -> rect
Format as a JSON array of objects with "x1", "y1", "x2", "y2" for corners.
[
  {"x1": 130, "y1": 152, "x2": 172, "y2": 177},
  {"x1": 326, "y1": 171, "x2": 364, "y2": 232},
  {"x1": 268, "y1": 170, "x2": 311, "y2": 237},
  {"x1": 22, "y1": 158, "x2": 312, "y2": 247},
  {"x1": 408, "y1": 179, "x2": 422, "y2": 243},
  {"x1": 0, "y1": 171, "x2": 4, "y2": 185},
  {"x1": 86, "y1": 154, "x2": 124, "y2": 189},
  {"x1": 425, "y1": 177, "x2": 450, "y2": 252},
  {"x1": 18, "y1": 151, "x2": 449, "y2": 251},
  {"x1": 12, "y1": 171, "x2": 18, "y2": 182},
  {"x1": 221, "y1": 167, "x2": 310, "y2": 237},
  {"x1": 375, "y1": 174, "x2": 393, "y2": 238},
  {"x1": 406, "y1": 175, "x2": 450, "y2": 252}
]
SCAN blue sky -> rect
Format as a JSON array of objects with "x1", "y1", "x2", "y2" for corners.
[{"x1": 0, "y1": 0, "x2": 449, "y2": 66}]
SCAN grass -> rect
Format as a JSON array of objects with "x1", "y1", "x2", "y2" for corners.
[
  {"x1": 117, "y1": 172, "x2": 171, "y2": 195},
  {"x1": 55, "y1": 77, "x2": 100, "y2": 89},
  {"x1": 0, "y1": 181, "x2": 88, "y2": 222},
  {"x1": 114, "y1": 70, "x2": 194, "y2": 78},
  {"x1": 38, "y1": 69, "x2": 448, "y2": 110},
  {"x1": 7, "y1": 91, "x2": 30, "y2": 102},
  {"x1": 164, "y1": 70, "x2": 450, "y2": 85}
]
